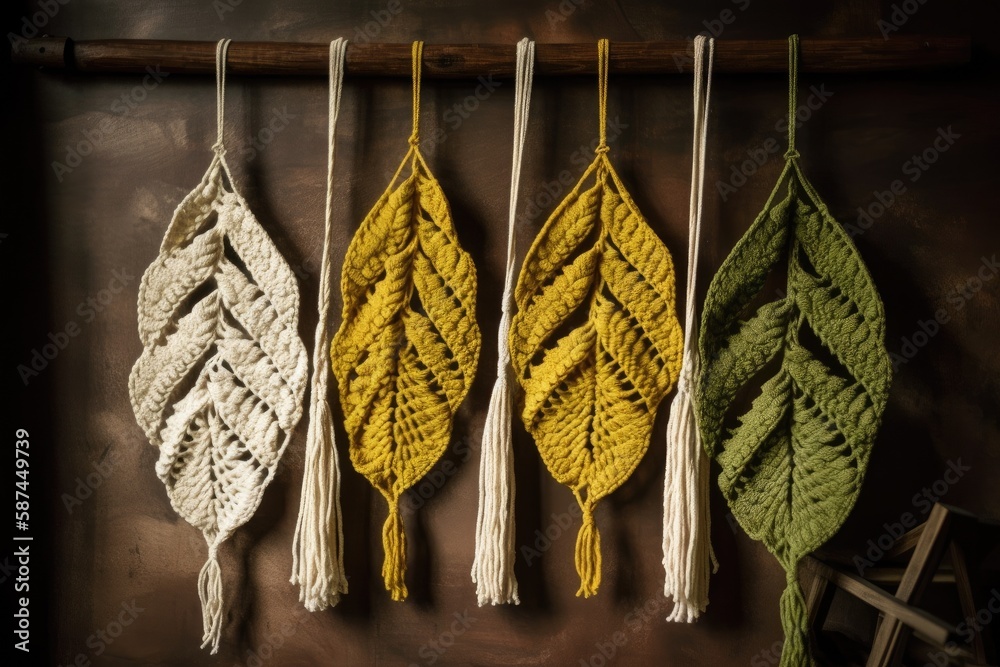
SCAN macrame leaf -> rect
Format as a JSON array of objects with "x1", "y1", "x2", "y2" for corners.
[
  {"x1": 129, "y1": 157, "x2": 308, "y2": 545},
  {"x1": 698, "y1": 162, "x2": 891, "y2": 665},
  {"x1": 331, "y1": 153, "x2": 480, "y2": 599},
  {"x1": 699, "y1": 164, "x2": 890, "y2": 559},
  {"x1": 510, "y1": 157, "x2": 683, "y2": 594}
]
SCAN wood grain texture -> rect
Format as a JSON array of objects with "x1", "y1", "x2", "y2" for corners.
[
  {"x1": 10, "y1": 0, "x2": 1000, "y2": 665},
  {"x1": 11, "y1": 36, "x2": 971, "y2": 76}
]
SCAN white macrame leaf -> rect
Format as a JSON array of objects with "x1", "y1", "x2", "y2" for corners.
[{"x1": 130, "y1": 156, "x2": 308, "y2": 548}]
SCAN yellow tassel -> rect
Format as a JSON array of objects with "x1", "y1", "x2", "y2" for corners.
[
  {"x1": 574, "y1": 500, "x2": 602, "y2": 597},
  {"x1": 381, "y1": 499, "x2": 408, "y2": 601}
]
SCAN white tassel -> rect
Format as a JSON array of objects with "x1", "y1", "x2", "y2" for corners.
[
  {"x1": 291, "y1": 38, "x2": 349, "y2": 612},
  {"x1": 471, "y1": 38, "x2": 534, "y2": 606},
  {"x1": 198, "y1": 543, "x2": 224, "y2": 654},
  {"x1": 662, "y1": 34, "x2": 718, "y2": 623}
]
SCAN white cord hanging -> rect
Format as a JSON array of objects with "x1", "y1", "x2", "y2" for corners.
[
  {"x1": 471, "y1": 37, "x2": 535, "y2": 606},
  {"x1": 291, "y1": 37, "x2": 350, "y2": 612},
  {"x1": 662, "y1": 34, "x2": 718, "y2": 623}
]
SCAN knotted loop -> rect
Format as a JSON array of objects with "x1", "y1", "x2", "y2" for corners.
[
  {"x1": 785, "y1": 34, "x2": 800, "y2": 158},
  {"x1": 675, "y1": 352, "x2": 698, "y2": 392},
  {"x1": 409, "y1": 40, "x2": 424, "y2": 148},
  {"x1": 596, "y1": 38, "x2": 610, "y2": 153},
  {"x1": 214, "y1": 38, "x2": 232, "y2": 156}
]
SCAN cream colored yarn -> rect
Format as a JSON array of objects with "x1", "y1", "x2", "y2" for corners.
[
  {"x1": 662, "y1": 34, "x2": 718, "y2": 623},
  {"x1": 471, "y1": 37, "x2": 534, "y2": 607},
  {"x1": 291, "y1": 37, "x2": 350, "y2": 613},
  {"x1": 128, "y1": 38, "x2": 308, "y2": 653}
]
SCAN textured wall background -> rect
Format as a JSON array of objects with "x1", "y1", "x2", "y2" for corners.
[{"x1": 7, "y1": 0, "x2": 1000, "y2": 665}]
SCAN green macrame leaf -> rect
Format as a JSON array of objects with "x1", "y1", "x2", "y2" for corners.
[{"x1": 698, "y1": 160, "x2": 891, "y2": 666}]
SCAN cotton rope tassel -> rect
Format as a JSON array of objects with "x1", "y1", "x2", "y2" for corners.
[
  {"x1": 128, "y1": 37, "x2": 309, "y2": 654},
  {"x1": 291, "y1": 38, "x2": 350, "y2": 612},
  {"x1": 470, "y1": 38, "x2": 534, "y2": 608},
  {"x1": 662, "y1": 34, "x2": 718, "y2": 623},
  {"x1": 508, "y1": 39, "x2": 683, "y2": 598}
]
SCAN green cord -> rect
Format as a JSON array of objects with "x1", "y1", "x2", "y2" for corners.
[{"x1": 786, "y1": 34, "x2": 800, "y2": 160}]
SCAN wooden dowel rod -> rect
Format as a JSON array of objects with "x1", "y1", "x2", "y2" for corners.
[{"x1": 11, "y1": 36, "x2": 970, "y2": 77}]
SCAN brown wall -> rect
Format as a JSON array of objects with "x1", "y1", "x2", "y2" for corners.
[{"x1": 8, "y1": 0, "x2": 1000, "y2": 665}]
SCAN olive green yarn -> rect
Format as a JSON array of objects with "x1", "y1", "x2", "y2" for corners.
[{"x1": 697, "y1": 35, "x2": 892, "y2": 667}]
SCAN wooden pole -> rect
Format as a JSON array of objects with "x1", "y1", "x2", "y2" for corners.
[{"x1": 10, "y1": 36, "x2": 970, "y2": 77}]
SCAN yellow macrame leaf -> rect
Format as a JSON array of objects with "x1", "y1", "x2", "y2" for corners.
[
  {"x1": 510, "y1": 154, "x2": 683, "y2": 596},
  {"x1": 331, "y1": 150, "x2": 480, "y2": 600}
]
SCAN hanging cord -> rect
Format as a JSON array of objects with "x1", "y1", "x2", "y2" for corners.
[
  {"x1": 785, "y1": 34, "x2": 800, "y2": 160},
  {"x1": 212, "y1": 38, "x2": 231, "y2": 157},
  {"x1": 596, "y1": 38, "x2": 610, "y2": 157},
  {"x1": 471, "y1": 38, "x2": 534, "y2": 607},
  {"x1": 410, "y1": 40, "x2": 423, "y2": 148},
  {"x1": 290, "y1": 38, "x2": 350, "y2": 613},
  {"x1": 662, "y1": 34, "x2": 718, "y2": 624},
  {"x1": 385, "y1": 40, "x2": 426, "y2": 190}
]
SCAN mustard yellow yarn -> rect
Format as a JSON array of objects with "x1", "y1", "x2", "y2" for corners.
[
  {"x1": 509, "y1": 39, "x2": 683, "y2": 597},
  {"x1": 330, "y1": 41, "x2": 481, "y2": 601}
]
